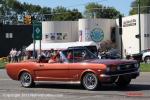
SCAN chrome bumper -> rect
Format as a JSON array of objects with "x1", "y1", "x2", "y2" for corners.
[
  {"x1": 100, "y1": 70, "x2": 140, "y2": 78},
  {"x1": 99, "y1": 70, "x2": 140, "y2": 83}
]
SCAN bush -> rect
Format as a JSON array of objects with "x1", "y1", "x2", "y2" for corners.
[
  {"x1": 0, "y1": 57, "x2": 8, "y2": 62},
  {"x1": 0, "y1": 57, "x2": 8, "y2": 69}
]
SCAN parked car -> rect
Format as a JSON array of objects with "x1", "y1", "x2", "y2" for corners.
[
  {"x1": 100, "y1": 49, "x2": 121, "y2": 59},
  {"x1": 6, "y1": 47, "x2": 140, "y2": 90},
  {"x1": 142, "y1": 51, "x2": 150, "y2": 63},
  {"x1": 130, "y1": 49, "x2": 150, "y2": 63}
]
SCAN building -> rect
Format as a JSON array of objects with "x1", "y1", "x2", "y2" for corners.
[
  {"x1": 41, "y1": 18, "x2": 116, "y2": 49},
  {"x1": 0, "y1": 25, "x2": 33, "y2": 57},
  {"x1": 116, "y1": 14, "x2": 150, "y2": 56},
  {"x1": 41, "y1": 14, "x2": 150, "y2": 56},
  {"x1": 42, "y1": 21, "x2": 78, "y2": 43}
]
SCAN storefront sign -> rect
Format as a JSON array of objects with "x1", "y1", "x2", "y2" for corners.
[
  {"x1": 90, "y1": 28, "x2": 104, "y2": 42},
  {"x1": 45, "y1": 33, "x2": 68, "y2": 41},
  {"x1": 123, "y1": 19, "x2": 136, "y2": 27}
]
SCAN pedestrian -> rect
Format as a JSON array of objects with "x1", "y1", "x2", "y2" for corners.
[
  {"x1": 9, "y1": 48, "x2": 12, "y2": 62},
  {"x1": 16, "y1": 50, "x2": 21, "y2": 62},
  {"x1": 13, "y1": 49, "x2": 17, "y2": 62}
]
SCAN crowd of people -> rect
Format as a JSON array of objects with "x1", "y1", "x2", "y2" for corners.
[
  {"x1": 8, "y1": 48, "x2": 60, "y2": 63},
  {"x1": 8, "y1": 47, "x2": 122, "y2": 63},
  {"x1": 8, "y1": 48, "x2": 28, "y2": 62}
]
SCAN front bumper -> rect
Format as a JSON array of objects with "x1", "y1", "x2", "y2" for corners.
[{"x1": 99, "y1": 70, "x2": 140, "y2": 83}]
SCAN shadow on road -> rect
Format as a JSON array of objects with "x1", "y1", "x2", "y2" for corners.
[
  {"x1": 34, "y1": 83, "x2": 150, "y2": 91},
  {"x1": 35, "y1": 84, "x2": 85, "y2": 90}
]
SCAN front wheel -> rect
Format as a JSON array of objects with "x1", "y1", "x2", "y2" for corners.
[
  {"x1": 82, "y1": 73, "x2": 99, "y2": 90},
  {"x1": 20, "y1": 72, "x2": 35, "y2": 88},
  {"x1": 115, "y1": 76, "x2": 131, "y2": 88},
  {"x1": 144, "y1": 56, "x2": 150, "y2": 64}
]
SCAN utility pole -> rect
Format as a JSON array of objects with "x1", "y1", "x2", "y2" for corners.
[
  {"x1": 119, "y1": 15, "x2": 123, "y2": 59},
  {"x1": 0, "y1": 0, "x2": 3, "y2": 23},
  {"x1": 138, "y1": 0, "x2": 141, "y2": 53}
]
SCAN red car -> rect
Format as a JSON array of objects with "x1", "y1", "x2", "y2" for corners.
[{"x1": 6, "y1": 47, "x2": 140, "y2": 90}]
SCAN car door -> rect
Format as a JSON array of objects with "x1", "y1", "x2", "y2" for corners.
[
  {"x1": 34, "y1": 54, "x2": 69, "y2": 81},
  {"x1": 68, "y1": 63, "x2": 84, "y2": 81},
  {"x1": 34, "y1": 63, "x2": 69, "y2": 81},
  {"x1": 67, "y1": 49, "x2": 85, "y2": 81}
]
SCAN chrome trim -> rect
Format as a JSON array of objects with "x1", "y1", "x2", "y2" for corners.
[
  {"x1": 100, "y1": 70, "x2": 139, "y2": 78},
  {"x1": 115, "y1": 76, "x2": 119, "y2": 82},
  {"x1": 34, "y1": 81, "x2": 81, "y2": 84}
]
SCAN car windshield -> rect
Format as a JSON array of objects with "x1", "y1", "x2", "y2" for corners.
[
  {"x1": 60, "y1": 47, "x2": 99, "y2": 63},
  {"x1": 141, "y1": 49, "x2": 150, "y2": 54}
]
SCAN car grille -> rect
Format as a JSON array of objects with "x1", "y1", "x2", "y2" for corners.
[
  {"x1": 119, "y1": 64, "x2": 135, "y2": 70},
  {"x1": 106, "y1": 63, "x2": 138, "y2": 75}
]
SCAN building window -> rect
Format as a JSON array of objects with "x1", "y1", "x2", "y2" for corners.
[
  {"x1": 5, "y1": 33, "x2": 9, "y2": 38},
  {"x1": 144, "y1": 34, "x2": 150, "y2": 37},
  {"x1": 5, "y1": 33, "x2": 13, "y2": 39}
]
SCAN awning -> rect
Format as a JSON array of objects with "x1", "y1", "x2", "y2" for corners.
[{"x1": 26, "y1": 41, "x2": 98, "y2": 51}]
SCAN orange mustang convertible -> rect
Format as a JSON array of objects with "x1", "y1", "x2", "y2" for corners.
[{"x1": 6, "y1": 47, "x2": 140, "y2": 90}]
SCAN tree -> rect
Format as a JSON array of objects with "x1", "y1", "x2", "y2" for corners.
[
  {"x1": 84, "y1": 2, "x2": 121, "y2": 19},
  {"x1": 51, "y1": 6, "x2": 82, "y2": 21},
  {"x1": 41, "y1": 7, "x2": 52, "y2": 21},
  {"x1": 5, "y1": 0, "x2": 24, "y2": 13},
  {"x1": 130, "y1": 0, "x2": 150, "y2": 15},
  {"x1": 70, "y1": 9, "x2": 82, "y2": 21},
  {"x1": 1, "y1": 0, "x2": 82, "y2": 24}
]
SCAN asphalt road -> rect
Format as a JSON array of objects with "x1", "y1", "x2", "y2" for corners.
[{"x1": 0, "y1": 69, "x2": 150, "y2": 100}]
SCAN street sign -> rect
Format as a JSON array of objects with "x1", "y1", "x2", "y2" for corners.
[{"x1": 33, "y1": 23, "x2": 42, "y2": 40}]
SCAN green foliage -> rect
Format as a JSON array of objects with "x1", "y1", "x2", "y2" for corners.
[
  {"x1": 140, "y1": 63, "x2": 150, "y2": 72},
  {"x1": 0, "y1": 57, "x2": 8, "y2": 69},
  {"x1": 84, "y1": 2, "x2": 121, "y2": 19},
  {"x1": 2, "y1": 1, "x2": 123, "y2": 21},
  {"x1": 0, "y1": 61, "x2": 6, "y2": 69},
  {"x1": 52, "y1": 7, "x2": 82, "y2": 21},
  {"x1": 130, "y1": 0, "x2": 150, "y2": 15},
  {"x1": 2, "y1": 0, "x2": 82, "y2": 21}
]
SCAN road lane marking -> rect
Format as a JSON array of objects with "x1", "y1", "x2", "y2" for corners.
[
  {"x1": 126, "y1": 92, "x2": 144, "y2": 97},
  {"x1": 0, "y1": 79, "x2": 11, "y2": 81},
  {"x1": 1, "y1": 93, "x2": 64, "y2": 98}
]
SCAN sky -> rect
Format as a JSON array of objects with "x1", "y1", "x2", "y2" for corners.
[{"x1": 18, "y1": 0, "x2": 133, "y2": 16}]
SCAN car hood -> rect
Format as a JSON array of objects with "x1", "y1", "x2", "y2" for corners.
[{"x1": 83, "y1": 59, "x2": 137, "y2": 65}]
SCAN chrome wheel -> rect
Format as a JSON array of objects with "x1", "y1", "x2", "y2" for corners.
[
  {"x1": 145, "y1": 56, "x2": 150, "y2": 64},
  {"x1": 20, "y1": 72, "x2": 34, "y2": 88},
  {"x1": 82, "y1": 73, "x2": 99, "y2": 90}
]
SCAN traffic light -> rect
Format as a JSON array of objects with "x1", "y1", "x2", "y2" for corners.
[{"x1": 24, "y1": 15, "x2": 32, "y2": 24}]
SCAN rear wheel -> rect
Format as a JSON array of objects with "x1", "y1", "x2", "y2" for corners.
[
  {"x1": 144, "y1": 56, "x2": 150, "y2": 64},
  {"x1": 82, "y1": 73, "x2": 99, "y2": 90},
  {"x1": 115, "y1": 76, "x2": 131, "y2": 88},
  {"x1": 20, "y1": 72, "x2": 35, "y2": 88}
]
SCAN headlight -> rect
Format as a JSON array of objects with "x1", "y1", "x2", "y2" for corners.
[
  {"x1": 106, "y1": 65, "x2": 117, "y2": 72},
  {"x1": 106, "y1": 67, "x2": 110, "y2": 72},
  {"x1": 134, "y1": 63, "x2": 139, "y2": 68}
]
